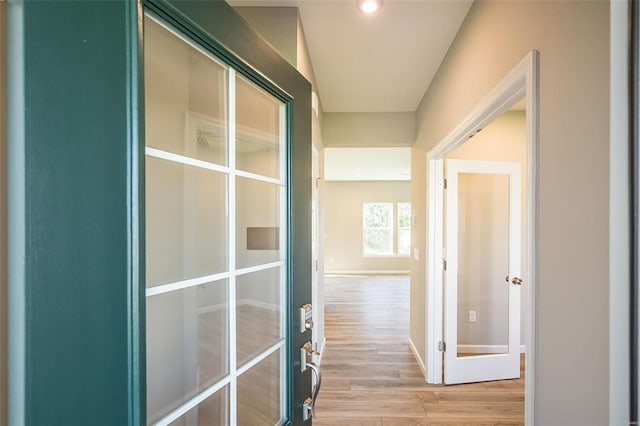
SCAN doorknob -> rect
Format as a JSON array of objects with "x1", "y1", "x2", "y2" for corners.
[
  {"x1": 302, "y1": 361, "x2": 322, "y2": 421},
  {"x1": 301, "y1": 341, "x2": 322, "y2": 421},
  {"x1": 511, "y1": 276, "x2": 523, "y2": 285}
]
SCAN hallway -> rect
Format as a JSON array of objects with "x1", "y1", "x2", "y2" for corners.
[{"x1": 314, "y1": 275, "x2": 524, "y2": 426}]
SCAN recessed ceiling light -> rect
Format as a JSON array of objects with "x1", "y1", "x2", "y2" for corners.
[{"x1": 357, "y1": 0, "x2": 382, "y2": 14}]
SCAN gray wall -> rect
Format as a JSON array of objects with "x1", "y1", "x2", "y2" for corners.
[
  {"x1": 410, "y1": 1, "x2": 609, "y2": 423},
  {"x1": 234, "y1": 7, "x2": 298, "y2": 66},
  {"x1": 325, "y1": 181, "x2": 410, "y2": 273},
  {"x1": 323, "y1": 112, "x2": 415, "y2": 147}
]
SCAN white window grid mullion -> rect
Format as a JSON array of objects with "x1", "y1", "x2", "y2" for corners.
[
  {"x1": 235, "y1": 260, "x2": 284, "y2": 277},
  {"x1": 145, "y1": 271, "x2": 231, "y2": 297},
  {"x1": 236, "y1": 340, "x2": 284, "y2": 377},
  {"x1": 146, "y1": 147, "x2": 231, "y2": 175},
  {"x1": 235, "y1": 169, "x2": 283, "y2": 186},
  {"x1": 153, "y1": 375, "x2": 232, "y2": 426},
  {"x1": 228, "y1": 67, "x2": 238, "y2": 426}
]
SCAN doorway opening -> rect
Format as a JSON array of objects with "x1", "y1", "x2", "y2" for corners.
[{"x1": 426, "y1": 51, "x2": 538, "y2": 424}]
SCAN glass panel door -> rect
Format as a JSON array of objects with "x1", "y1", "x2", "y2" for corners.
[
  {"x1": 144, "y1": 14, "x2": 287, "y2": 425},
  {"x1": 443, "y1": 159, "x2": 521, "y2": 385},
  {"x1": 456, "y1": 173, "x2": 510, "y2": 357}
]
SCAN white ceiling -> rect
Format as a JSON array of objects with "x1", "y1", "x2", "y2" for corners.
[{"x1": 229, "y1": 0, "x2": 473, "y2": 113}]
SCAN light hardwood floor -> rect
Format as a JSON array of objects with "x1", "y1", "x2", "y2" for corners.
[{"x1": 314, "y1": 275, "x2": 524, "y2": 426}]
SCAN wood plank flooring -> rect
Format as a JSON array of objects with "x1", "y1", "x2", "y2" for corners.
[{"x1": 314, "y1": 275, "x2": 524, "y2": 426}]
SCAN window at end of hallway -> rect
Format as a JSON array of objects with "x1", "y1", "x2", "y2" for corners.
[
  {"x1": 363, "y1": 202, "x2": 394, "y2": 255},
  {"x1": 362, "y1": 202, "x2": 411, "y2": 256}
]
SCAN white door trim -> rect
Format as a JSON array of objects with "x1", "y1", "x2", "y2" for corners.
[{"x1": 425, "y1": 50, "x2": 538, "y2": 425}]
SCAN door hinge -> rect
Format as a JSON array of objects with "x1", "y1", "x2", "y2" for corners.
[
  {"x1": 315, "y1": 260, "x2": 318, "y2": 271},
  {"x1": 442, "y1": 258, "x2": 447, "y2": 271},
  {"x1": 442, "y1": 178, "x2": 448, "y2": 190},
  {"x1": 438, "y1": 341, "x2": 446, "y2": 352}
]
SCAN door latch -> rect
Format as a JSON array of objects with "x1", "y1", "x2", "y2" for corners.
[{"x1": 299, "y1": 304, "x2": 313, "y2": 333}]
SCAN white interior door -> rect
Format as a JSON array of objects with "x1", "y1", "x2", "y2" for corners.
[{"x1": 444, "y1": 159, "x2": 521, "y2": 384}]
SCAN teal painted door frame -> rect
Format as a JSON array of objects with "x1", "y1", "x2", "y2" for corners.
[{"x1": 7, "y1": 0, "x2": 312, "y2": 424}]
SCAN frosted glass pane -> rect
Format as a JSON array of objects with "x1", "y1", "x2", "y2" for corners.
[
  {"x1": 236, "y1": 177, "x2": 281, "y2": 269},
  {"x1": 146, "y1": 157, "x2": 228, "y2": 287},
  {"x1": 146, "y1": 280, "x2": 228, "y2": 423},
  {"x1": 145, "y1": 17, "x2": 228, "y2": 166},
  {"x1": 237, "y1": 350, "x2": 282, "y2": 425},
  {"x1": 456, "y1": 173, "x2": 510, "y2": 357},
  {"x1": 236, "y1": 268, "x2": 282, "y2": 366},
  {"x1": 168, "y1": 387, "x2": 229, "y2": 426},
  {"x1": 236, "y1": 77, "x2": 282, "y2": 179}
]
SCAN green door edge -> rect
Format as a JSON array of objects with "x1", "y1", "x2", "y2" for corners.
[{"x1": 7, "y1": 0, "x2": 312, "y2": 424}]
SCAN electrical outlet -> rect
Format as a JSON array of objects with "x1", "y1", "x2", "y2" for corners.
[{"x1": 468, "y1": 310, "x2": 477, "y2": 322}]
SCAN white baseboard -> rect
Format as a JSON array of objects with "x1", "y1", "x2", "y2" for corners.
[
  {"x1": 457, "y1": 344, "x2": 526, "y2": 354},
  {"x1": 408, "y1": 337, "x2": 427, "y2": 379},
  {"x1": 325, "y1": 270, "x2": 410, "y2": 276}
]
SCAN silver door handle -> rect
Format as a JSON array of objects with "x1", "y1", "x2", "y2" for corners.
[
  {"x1": 300, "y1": 341, "x2": 320, "y2": 372},
  {"x1": 302, "y1": 361, "x2": 322, "y2": 421}
]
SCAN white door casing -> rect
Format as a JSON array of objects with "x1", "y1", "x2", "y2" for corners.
[{"x1": 443, "y1": 159, "x2": 521, "y2": 384}]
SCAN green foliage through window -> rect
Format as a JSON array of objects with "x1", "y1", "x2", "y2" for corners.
[{"x1": 363, "y1": 202, "x2": 411, "y2": 256}]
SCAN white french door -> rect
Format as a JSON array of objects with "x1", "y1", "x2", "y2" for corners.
[
  {"x1": 444, "y1": 159, "x2": 522, "y2": 384},
  {"x1": 144, "y1": 14, "x2": 287, "y2": 425}
]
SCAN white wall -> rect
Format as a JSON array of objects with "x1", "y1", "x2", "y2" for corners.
[
  {"x1": 324, "y1": 181, "x2": 410, "y2": 273},
  {"x1": 410, "y1": 1, "x2": 610, "y2": 423}
]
